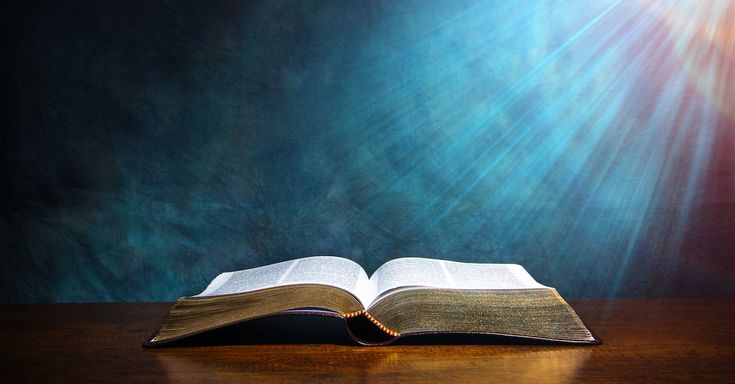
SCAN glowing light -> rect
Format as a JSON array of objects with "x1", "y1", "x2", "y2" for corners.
[{"x1": 645, "y1": 0, "x2": 735, "y2": 123}]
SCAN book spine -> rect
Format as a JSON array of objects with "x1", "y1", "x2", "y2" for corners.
[
  {"x1": 343, "y1": 309, "x2": 365, "y2": 318},
  {"x1": 363, "y1": 312, "x2": 399, "y2": 337},
  {"x1": 344, "y1": 309, "x2": 399, "y2": 337}
]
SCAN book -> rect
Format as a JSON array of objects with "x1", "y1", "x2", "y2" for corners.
[{"x1": 145, "y1": 256, "x2": 598, "y2": 346}]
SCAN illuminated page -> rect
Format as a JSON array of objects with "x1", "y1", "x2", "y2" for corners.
[
  {"x1": 195, "y1": 256, "x2": 372, "y2": 307},
  {"x1": 370, "y1": 257, "x2": 547, "y2": 302}
]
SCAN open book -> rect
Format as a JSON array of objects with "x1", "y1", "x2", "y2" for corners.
[{"x1": 146, "y1": 256, "x2": 598, "y2": 346}]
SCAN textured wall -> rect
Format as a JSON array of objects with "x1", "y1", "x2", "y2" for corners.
[{"x1": 1, "y1": 0, "x2": 734, "y2": 303}]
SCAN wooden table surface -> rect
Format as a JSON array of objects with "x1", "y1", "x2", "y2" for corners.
[{"x1": 1, "y1": 299, "x2": 734, "y2": 383}]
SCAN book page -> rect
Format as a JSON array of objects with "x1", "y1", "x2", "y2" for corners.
[
  {"x1": 370, "y1": 257, "x2": 547, "y2": 302},
  {"x1": 195, "y1": 256, "x2": 372, "y2": 307}
]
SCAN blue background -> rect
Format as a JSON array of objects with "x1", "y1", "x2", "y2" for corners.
[{"x1": 2, "y1": 0, "x2": 734, "y2": 302}]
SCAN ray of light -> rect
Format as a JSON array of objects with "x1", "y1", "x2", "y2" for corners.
[{"x1": 307, "y1": 0, "x2": 734, "y2": 295}]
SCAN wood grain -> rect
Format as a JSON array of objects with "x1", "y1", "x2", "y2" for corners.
[{"x1": 2, "y1": 300, "x2": 734, "y2": 383}]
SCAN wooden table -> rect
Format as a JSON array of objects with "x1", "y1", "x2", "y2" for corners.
[{"x1": 2, "y1": 299, "x2": 734, "y2": 383}]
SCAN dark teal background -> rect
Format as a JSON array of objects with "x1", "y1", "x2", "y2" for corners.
[{"x1": 2, "y1": 0, "x2": 734, "y2": 302}]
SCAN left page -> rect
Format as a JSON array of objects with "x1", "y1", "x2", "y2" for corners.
[{"x1": 195, "y1": 256, "x2": 373, "y2": 307}]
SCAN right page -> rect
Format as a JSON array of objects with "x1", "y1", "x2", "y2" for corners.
[{"x1": 370, "y1": 257, "x2": 547, "y2": 304}]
